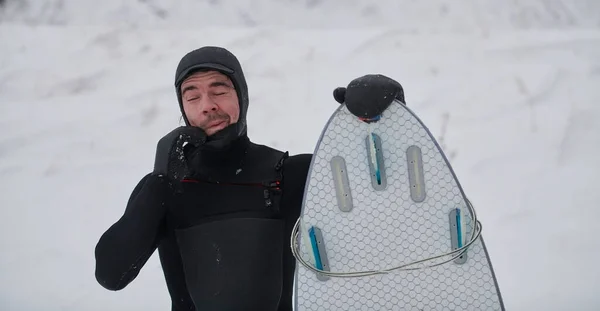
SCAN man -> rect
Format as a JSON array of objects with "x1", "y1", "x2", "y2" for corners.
[{"x1": 94, "y1": 46, "x2": 405, "y2": 311}]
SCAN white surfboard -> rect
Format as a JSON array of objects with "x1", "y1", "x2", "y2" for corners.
[{"x1": 292, "y1": 99, "x2": 505, "y2": 310}]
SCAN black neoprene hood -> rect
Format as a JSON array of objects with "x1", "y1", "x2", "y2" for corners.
[{"x1": 174, "y1": 46, "x2": 249, "y2": 138}]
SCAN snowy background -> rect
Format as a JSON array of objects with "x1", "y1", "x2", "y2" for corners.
[{"x1": 1, "y1": 0, "x2": 600, "y2": 310}]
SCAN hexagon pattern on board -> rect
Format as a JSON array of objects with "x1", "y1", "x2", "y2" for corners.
[{"x1": 295, "y1": 102, "x2": 503, "y2": 311}]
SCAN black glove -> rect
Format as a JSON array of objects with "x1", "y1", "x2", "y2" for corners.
[
  {"x1": 153, "y1": 126, "x2": 207, "y2": 181},
  {"x1": 333, "y1": 74, "x2": 405, "y2": 120}
]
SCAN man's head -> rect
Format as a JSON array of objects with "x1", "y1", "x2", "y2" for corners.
[
  {"x1": 179, "y1": 70, "x2": 239, "y2": 136},
  {"x1": 174, "y1": 46, "x2": 249, "y2": 145}
]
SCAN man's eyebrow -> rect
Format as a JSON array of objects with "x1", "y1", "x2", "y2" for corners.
[
  {"x1": 181, "y1": 85, "x2": 198, "y2": 96},
  {"x1": 210, "y1": 81, "x2": 233, "y2": 88}
]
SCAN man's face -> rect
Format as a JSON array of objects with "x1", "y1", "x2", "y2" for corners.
[{"x1": 180, "y1": 70, "x2": 240, "y2": 136}]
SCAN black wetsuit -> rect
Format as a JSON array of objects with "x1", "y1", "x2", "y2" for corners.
[{"x1": 94, "y1": 133, "x2": 312, "y2": 310}]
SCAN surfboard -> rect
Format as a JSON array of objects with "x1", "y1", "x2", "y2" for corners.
[{"x1": 292, "y1": 98, "x2": 505, "y2": 310}]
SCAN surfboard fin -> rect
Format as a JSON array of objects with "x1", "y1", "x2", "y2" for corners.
[
  {"x1": 407, "y1": 145, "x2": 426, "y2": 202},
  {"x1": 308, "y1": 226, "x2": 330, "y2": 281},
  {"x1": 331, "y1": 156, "x2": 353, "y2": 212},
  {"x1": 449, "y1": 208, "x2": 468, "y2": 264},
  {"x1": 366, "y1": 132, "x2": 387, "y2": 190}
]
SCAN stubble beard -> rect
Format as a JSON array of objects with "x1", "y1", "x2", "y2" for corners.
[{"x1": 200, "y1": 112, "x2": 230, "y2": 134}]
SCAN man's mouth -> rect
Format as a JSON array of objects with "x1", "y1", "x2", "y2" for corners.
[{"x1": 208, "y1": 119, "x2": 227, "y2": 128}]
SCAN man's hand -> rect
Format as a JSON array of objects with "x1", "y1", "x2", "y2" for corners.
[
  {"x1": 332, "y1": 74, "x2": 405, "y2": 119},
  {"x1": 153, "y1": 126, "x2": 207, "y2": 181}
]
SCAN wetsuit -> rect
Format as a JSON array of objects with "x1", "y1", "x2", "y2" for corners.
[
  {"x1": 94, "y1": 133, "x2": 311, "y2": 310},
  {"x1": 94, "y1": 46, "x2": 312, "y2": 311}
]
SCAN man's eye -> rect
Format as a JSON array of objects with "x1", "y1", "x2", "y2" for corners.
[
  {"x1": 214, "y1": 92, "x2": 226, "y2": 96},
  {"x1": 187, "y1": 97, "x2": 199, "y2": 101}
]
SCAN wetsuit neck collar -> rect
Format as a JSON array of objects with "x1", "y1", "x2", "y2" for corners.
[{"x1": 188, "y1": 133, "x2": 250, "y2": 179}]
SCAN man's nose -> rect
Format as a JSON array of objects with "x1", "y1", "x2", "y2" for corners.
[{"x1": 201, "y1": 99, "x2": 219, "y2": 114}]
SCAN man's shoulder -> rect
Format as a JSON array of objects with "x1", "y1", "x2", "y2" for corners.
[
  {"x1": 283, "y1": 153, "x2": 312, "y2": 181},
  {"x1": 246, "y1": 139, "x2": 312, "y2": 171},
  {"x1": 249, "y1": 141, "x2": 311, "y2": 166},
  {"x1": 246, "y1": 141, "x2": 286, "y2": 164},
  {"x1": 285, "y1": 153, "x2": 312, "y2": 169}
]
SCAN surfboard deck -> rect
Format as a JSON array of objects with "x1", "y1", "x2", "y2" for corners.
[{"x1": 292, "y1": 99, "x2": 504, "y2": 310}]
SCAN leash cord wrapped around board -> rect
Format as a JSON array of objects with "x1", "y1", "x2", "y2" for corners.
[{"x1": 290, "y1": 199, "x2": 482, "y2": 278}]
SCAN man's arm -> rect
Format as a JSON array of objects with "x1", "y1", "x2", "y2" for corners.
[
  {"x1": 95, "y1": 125, "x2": 206, "y2": 291},
  {"x1": 94, "y1": 173, "x2": 169, "y2": 291}
]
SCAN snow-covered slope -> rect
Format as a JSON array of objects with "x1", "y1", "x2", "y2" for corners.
[
  {"x1": 1, "y1": 1, "x2": 600, "y2": 310},
  {"x1": 2, "y1": 0, "x2": 600, "y2": 30}
]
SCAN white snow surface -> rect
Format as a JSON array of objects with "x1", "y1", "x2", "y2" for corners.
[{"x1": 1, "y1": 1, "x2": 600, "y2": 310}]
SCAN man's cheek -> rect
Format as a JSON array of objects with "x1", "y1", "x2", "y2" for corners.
[{"x1": 190, "y1": 116, "x2": 203, "y2": 128}]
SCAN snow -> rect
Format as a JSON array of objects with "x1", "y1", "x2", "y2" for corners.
[{"x1": 1, "y1": 1, "x2": 600, "y2": 310}]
